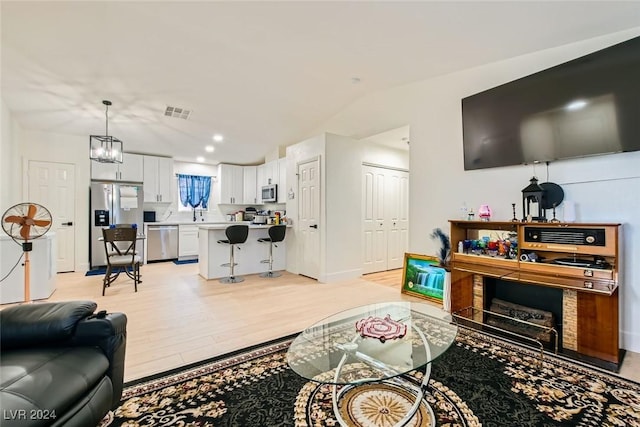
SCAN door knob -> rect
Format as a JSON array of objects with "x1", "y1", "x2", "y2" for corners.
[
  {"x1": 309, "y1": 224, "x2": 318, "y2": 229},
  {"x1": 62, "y1": 222, "x2": 73, "y2": 226}
]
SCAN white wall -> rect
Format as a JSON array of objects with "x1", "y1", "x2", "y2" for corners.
[
  {"x1": 0, "y1": 99, "x2": 22, "y2": 212},
  {"x1": 361, "y1": 142, "x2": 409, "y2": 171},
  {"x1": 325, "y1": 133, "x2": 362, "y2": 281},
  {"x1": 17, "y1": 129, "x2": 92, "y2": 270},
  {"x1": 311, "y1": 27, "x2": 640, "y2": 352}
]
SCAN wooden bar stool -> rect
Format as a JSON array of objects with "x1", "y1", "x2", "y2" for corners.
[
  {"x1": 258, "y1": 225, "x2": 286, "y2": 278},
  {"x1": 217, "y1": 224, "x2": 249, "y2": 283}
]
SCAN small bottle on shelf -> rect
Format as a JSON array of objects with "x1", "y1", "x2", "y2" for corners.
[{"x1": 460, "y1": 202, "x2": 468, "y2": 220}]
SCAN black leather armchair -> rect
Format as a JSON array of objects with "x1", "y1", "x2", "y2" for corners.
[{"x1": 0, "y1": 301, "x2": 127, "y2": 427}]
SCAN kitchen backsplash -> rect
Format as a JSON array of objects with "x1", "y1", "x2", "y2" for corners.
[{"x1": 144, "y1": 202, "x2": 286, "y2": 223}]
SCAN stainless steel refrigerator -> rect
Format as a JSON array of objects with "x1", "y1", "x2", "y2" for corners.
[{"x1": 90, "y1": 181, "x2": 144, "y2": 269}]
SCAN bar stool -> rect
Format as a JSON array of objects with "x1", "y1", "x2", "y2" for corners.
[
  {"x1": 258, "y1": 225, "x2": 286, "y2": 278},
  {"x1": 217, "y1": 224, "x2": 249, "y2": 283}
]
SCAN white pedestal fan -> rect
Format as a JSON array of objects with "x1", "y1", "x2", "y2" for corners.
[{"x1": 2, "y1": 203, "x2": 52, "y2": 302}]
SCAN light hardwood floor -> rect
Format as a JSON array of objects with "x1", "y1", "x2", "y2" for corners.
[{"x1": 26, "y1": 263, "x2": 640, "y2": 383}]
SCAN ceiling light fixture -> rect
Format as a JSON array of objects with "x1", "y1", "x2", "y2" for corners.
[
  {"x1": 90, "y1": 100, "x2": 123, "y2": 163},
  {"x1": 213, "y1": 134, "x2": 224, "y2": 142},
  {"x1": 205, "y1": 145, "x2": 214, "y2": 153},
  {"x1": 566, "y1": 99, "x2": 588, "y2": 111},
  {"x1": 196, "y1": 156, "x2": 205, "y2": 163}
]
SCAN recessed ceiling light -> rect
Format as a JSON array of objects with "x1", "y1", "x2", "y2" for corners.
[
  {"x1": 212, "y1": 134, "x2": 224, "y2": 142},
  {"x1": 205, "y1": 145, "x2": 214, "y2": 153},
  {"x1": 196, "y1": 156, "x2": 205, "y2": 163},
  {"x1": 566, "y1": 99, "x2": 588, "y2": 111}
]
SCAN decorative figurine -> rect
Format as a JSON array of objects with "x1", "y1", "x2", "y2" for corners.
[{"x1": 478, "y1": 204, "x2": 491, "y2": 221}]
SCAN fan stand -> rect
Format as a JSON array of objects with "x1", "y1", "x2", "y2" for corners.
[
  {"x1": 22, "y1": 241, "x2": 33, "y2": 302},
  {"x1": 2, "y1": 202, "x2": 53, "y2": 304}
]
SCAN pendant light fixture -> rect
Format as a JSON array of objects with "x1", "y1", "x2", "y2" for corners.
[{"x1": 90, "y1": 100, "x2": 123, "y2": 163}]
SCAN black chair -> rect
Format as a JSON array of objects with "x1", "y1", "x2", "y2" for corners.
[
  {"x1": 102, "y1": 226, "x2": 141, "y2": 295},
  {"x1": 258, "y1": 225, "x2": 286, "y2": 278},
  {"x1": 217, "y1": 224, "x2": 249, "y2": 283}
]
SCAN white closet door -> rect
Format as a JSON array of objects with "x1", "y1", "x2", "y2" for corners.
[
  {"x1": 386, "y1": 170, "x2": 409, "y2": 269},
  {"x1": 362, "y1": 165, "x2": 409, "y2": 274}
]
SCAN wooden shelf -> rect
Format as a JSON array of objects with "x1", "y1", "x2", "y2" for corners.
[{"x1": 448, "y1": 220, "x2": 623, "y2": 370}]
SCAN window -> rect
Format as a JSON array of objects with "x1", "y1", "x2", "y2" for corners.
[{"x1": 177, "y1": 174, "x2": 211, "y2": 212}]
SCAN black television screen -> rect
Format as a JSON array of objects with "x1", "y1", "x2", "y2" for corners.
[{"x1": 462, "y1": 36, "x2": 640, "y2": 171}]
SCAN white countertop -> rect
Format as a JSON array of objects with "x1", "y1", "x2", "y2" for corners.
[
  {"x1": 199, "y1": 223, "x2": 291, "y2": 230},
  {"x1": 144, "y1": 221, "x2": 237, "y2": 226}
]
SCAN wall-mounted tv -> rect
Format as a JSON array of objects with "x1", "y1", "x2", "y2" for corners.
[{"x1": 462, "y1": 36, "x2": 640, "y2": 171}]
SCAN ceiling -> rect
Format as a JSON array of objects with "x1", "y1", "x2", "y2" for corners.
[{"x1": 2, "y1": 2, "x2": 639, "y2": 165}]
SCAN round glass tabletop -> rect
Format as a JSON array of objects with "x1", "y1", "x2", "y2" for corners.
[{"x1": 287, "y1": 301, "x2": 458, "y2": 385}]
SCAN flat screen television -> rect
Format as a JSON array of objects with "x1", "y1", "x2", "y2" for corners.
[{"x1": 462, "y1": 36, "x2": 640, "y2": 171}]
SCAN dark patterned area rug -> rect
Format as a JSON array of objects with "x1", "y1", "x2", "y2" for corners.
[{"x1": 102, "y1": 330, "x2": 640, "y2": 427}]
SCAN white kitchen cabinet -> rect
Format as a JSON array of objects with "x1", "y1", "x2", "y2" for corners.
[
  {"x1": 243, "y1": 166, "x2": 258, "y2": 204},
  {"x1": 277, "y1": 157, "x2": 287, "y2": 203},
  {"x1": 143, "y1": 155, "x2": 173, "y2": 203},
  {"x1": 178, "y1": 224, "x2": 199, "y2": 258},
  {"x1": 218, "y1": 164, "x2": 244, "y2": 204},
  {"x1": 256, "y1": 160, "x2": 278, "y2": 188},
  {"x1": 266, "y1": 160, "x2": 279, "y2": 186},
  {"x1": 256, "y1": 163, "x2": 266, "y2": 189},
  {"x1": 91, "y1": 152, "x2": 144, "y2": 182}
]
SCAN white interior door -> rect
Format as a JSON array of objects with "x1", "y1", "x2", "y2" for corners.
[
  {"x1": 386, "y1": 169, "x2": 409, "y2": 269},
  {"x1": 298, "y1": 158, "x2": 320, "y2": 279},
  {"x1": 362, "y1": 165, "x2": 409, "y2": 273},
  {"x1": 28, "y1": 161, "x2": 75, "y2": 272},
  {"x1": 362, "y1": 166, "x2": 387, "y2": 274}
]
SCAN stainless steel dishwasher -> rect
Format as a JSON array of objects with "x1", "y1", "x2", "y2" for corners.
[{"x1": 147, "y1": 225, "x2": 179, "y2": 261}]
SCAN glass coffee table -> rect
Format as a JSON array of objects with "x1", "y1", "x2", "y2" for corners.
[{"x1": 287, "y1": 302, "x2": 458, "y2": 427}]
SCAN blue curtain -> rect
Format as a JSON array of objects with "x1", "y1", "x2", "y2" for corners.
[{"x1": 177, "y1": 174, "x2": 212, "y2": 209}]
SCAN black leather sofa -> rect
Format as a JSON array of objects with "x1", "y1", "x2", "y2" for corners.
[{"x1": 0, "y1": 301, "x2": 127, "y2": 427}]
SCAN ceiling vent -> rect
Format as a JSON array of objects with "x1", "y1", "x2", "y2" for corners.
[{"x1": 164, "y1": 106, "x2": 191, "y2": 120}]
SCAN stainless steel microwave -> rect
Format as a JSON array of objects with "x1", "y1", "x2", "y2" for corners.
[{"x1": 261, "y1": 184, "x2": 277, "y2": 203}]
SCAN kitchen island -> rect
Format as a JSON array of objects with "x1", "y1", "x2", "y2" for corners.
[{"x1": 198, "y1": 224, "x2": 289, "y2": 280}]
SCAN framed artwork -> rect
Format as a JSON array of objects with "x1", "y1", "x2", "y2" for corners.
[{"x1": 401, "y1": 253, "x2": 448, "y2": 304}]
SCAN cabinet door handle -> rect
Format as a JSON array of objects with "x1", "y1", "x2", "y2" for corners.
[{"x1": 309, "y1": 224, "x2": 318, "y2": 229}]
